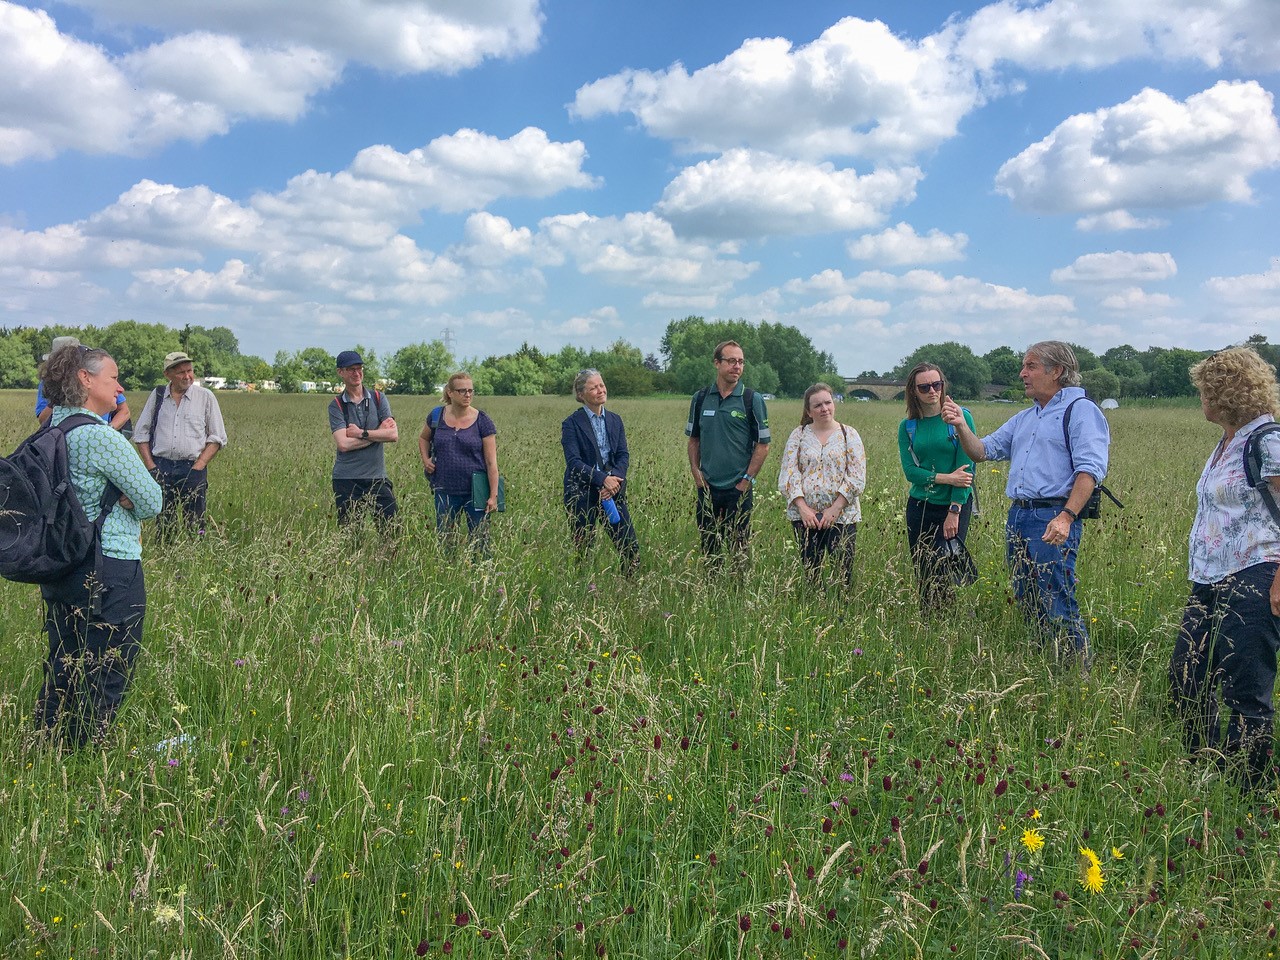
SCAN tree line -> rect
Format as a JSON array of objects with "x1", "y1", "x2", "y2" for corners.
[
  {"x1": 1, "y1": 319, "x2": 1275, "y2": 399},
  {"x1": 885, "y1": 337, "x2": 1280, "y2": 400}
]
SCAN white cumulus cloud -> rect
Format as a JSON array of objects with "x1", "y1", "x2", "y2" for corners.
[
  {"x1": 1051, "y1": 251, "x2": 1177, "y2": 284},
  {"x1": 1204, "y1": 257, "x2": 1280, "y2": 322},
  {"x1": 351, "y1": 127, "x2": 598, "y2": 213},
  {"x1": 1075, "y1": 210, "x2": 1169, "y2": 232},
  {"x1": 958, "y1": 0, "x2": 1280, "y2": 73},
  {"x1": 846, "y1": 222, "x2": 968, "y2": 264},
  {"x1": 572, "y1": 17, "x2": 980, "y2": 162},
  {"x1": 66, "y1": 0, "x2": 543, "y2": 74},
  {"x1": 996, "y1": 81, "x2": 1280, "y2": 215},
  {"x1": 656, "y1": 150, "x2": 920, "y2": 238},
  {"x1": 1099, "y1": 286, "x2": 1178, "y2": 311},
  {"x1": 538, "y1": 211, "x2": 756, "y2": 291}
]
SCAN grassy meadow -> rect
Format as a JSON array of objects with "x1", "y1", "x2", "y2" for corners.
[{"x1": 1, "y1": 388, "x2": 1272, "y2": 959}]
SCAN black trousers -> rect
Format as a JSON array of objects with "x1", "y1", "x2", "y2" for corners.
[
  {"x1": 153, "y1": 457, "x2": 207, "y2": 538},
  {"x1": 1169, "y1": 562, "x2": 1280, "y2": 788},
  {"x1": 565, "y1": 490, "x2": 639, "y2": 571},
  {"x1": 696, "y1": 485, "x2": 753, "y2": 561},
  {"x1": 36, "y1": 557, "x2": 146, "y2": 747},
  {"x1": 333, "y1": 478, "x2": 398, "y2": 527},
  {"x1": 791, "y1": 521, "x2": 857, "y2": 586},
  {"x1": 905, "y1": 496, "x2": 973, "y2": 612}
]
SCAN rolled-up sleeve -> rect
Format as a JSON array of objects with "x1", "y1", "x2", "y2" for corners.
[
  {"x1": 1068, "y1": 402, "x2": 1109, "y2": 482},
  {"x1": 203, "y1": 394, "x2": 228, "y2": 448}
]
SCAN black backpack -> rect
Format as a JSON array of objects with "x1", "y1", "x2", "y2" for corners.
[{"x1": 0, "y1": 415, "x2": 121, "y2": 588}]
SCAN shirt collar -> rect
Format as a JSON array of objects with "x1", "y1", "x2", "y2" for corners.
[{"x1": 582, "y1": 404, "x2": 605, "y2": 419}]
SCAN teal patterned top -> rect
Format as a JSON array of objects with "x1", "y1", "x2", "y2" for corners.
[{"x1": 52, "y1": 407, "x2": 163, "y2": 560}]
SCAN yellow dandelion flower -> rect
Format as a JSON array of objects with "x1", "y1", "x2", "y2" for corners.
[
  {"x1": 1080, "y1": 863, "x2": 1105, "y2": 894},
  {"x1": 1029, "y1": 808, "x2": 1042, "y2": 820},
  {"x1": 1021, "y1": 829, "x2": 1045, "y2": 853},
  {"x1": 1111, "y1": 846, "x2": 1125, "y2": 860},
  {"x1": 1078, "y1": 846, "x2": 1101, "y2": 870}
]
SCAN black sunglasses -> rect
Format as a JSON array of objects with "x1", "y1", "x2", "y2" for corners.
[{"x1": 916, "y1": 380, "x2": 944, "y2": 392}]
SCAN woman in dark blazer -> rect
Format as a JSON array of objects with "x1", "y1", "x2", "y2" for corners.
[{"x1": 561, "y1": 369, "x2": 640, "y2": 573}]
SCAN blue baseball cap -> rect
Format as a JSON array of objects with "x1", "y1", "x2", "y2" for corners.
[{"x1": 336, "y1": 350, "x2": 363, "y2": 369}]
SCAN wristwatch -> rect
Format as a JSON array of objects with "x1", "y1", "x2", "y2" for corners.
[
  {"x1": 361, "y1": 428, "x2": 369, "y2": 440},
  {"x1": 742, "y1": 474, "x2": 755, "y2": 485},
  {"x1": 948, "y1": 503, "x2": 961, "y2": 514}
]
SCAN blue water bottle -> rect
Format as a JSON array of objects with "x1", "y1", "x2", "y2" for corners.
[{"x1": 602, "y1": 496, "x2": 621, "y2": 525}]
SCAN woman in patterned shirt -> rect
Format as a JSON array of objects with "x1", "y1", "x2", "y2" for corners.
[
  {"x1": 35, "y1": 344, "x2": 163, "y2": 747},
  {"x1": 777, "y1": 382, "x2": 866, "y2": 586},
  {"x1": 1170, "y1": 346, "x2": 1280, "y2": 790}
]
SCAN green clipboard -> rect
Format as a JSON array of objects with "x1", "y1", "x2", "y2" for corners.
[{"x1": 471, "y1": 471, "x2": 506, "y2": 512}]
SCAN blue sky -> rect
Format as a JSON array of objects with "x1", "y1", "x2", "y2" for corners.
[{"x1": 1, "y1": 0, "x2": 1277, "y2": 373}]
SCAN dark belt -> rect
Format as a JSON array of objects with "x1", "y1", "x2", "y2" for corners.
[{"x1": 1011, "y1": 498, "x2": 1066, "y2": 510}]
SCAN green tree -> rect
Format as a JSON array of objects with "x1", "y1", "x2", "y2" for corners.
[
  {"x1": 893, "y1": 342, "x2": 991, "y2": 399},
  {"x1": 388, "y1": 341, "x2": 453, "y2": 394},
  {"x1": 272, "y1": 350, "x2": 306, "y2": 393},
  {"x1": 1065, "y1": 342, "x2": 1101, "y2": 372},
  {"x1": 983, "y1": 346, "x2": 1021, "y2": 385},
  {"x1": 297, "y1": 347, "x2": 336, "y2": 382},
  {"x1": 603, "y1": 365, "x2": 656, "y2": 396},
  {"x1": 0, "y1": 334, "x2": 39, "y2": 388},
  {"x1": 482, "y1": 354, "x2": 544, "y2": 395},
  {"x1": 1081, "y1": 367, "x2": 1120, "y2": 401},
  {"x1": 1150, "y1": 348, "x2": 1205, "y2": 397},
  {"x1": 98, "y1": 320, "x2": 180, "y2": 388}
]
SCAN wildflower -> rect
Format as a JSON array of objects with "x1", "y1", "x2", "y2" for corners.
[
  {"x1": 1014, "y1": 869, "x2": 1030, "y2": 900},
  {"x1": 1111, "y1": 846, "x2": 1125, "y2": 860},
  {"x1": 1021, "y1": 829, "x2": 1045, "y2": 853},
  {"x1": 1078, "y1": 847, "x2": 1105, "y2": 894},
  {"x1": 1029, "y1": 808, "x2": 1041, "y2": 820},
  {"x1": 839, "y1": 772, "x2": 854, "y2": 783}
]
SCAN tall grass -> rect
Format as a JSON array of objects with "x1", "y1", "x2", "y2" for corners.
[{"x1": 1, "y1": 390, "x2": 1266, "y2": 959}]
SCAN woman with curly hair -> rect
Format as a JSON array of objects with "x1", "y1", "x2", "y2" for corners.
[
  {"x1": 1169, "y1": 346, "x2": 1280, "y2": 790},
  {"x1": 35, "y1": 344, "x2": 163, "y2": 747}
]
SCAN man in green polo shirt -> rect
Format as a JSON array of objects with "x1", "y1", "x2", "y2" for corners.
[{"x1": 685, "y1": 340, "x2": 771, "y2": 563}]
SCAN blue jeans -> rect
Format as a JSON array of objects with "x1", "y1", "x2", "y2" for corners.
[
  {"x1": 434, "y1": 492, "x2": 490, "y2": 551},
  {"x1": 1006, "y1": 504, "x2": 1089, "y2": 661}
]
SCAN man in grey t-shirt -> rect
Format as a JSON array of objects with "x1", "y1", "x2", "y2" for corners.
[{"x1": 329, "y1": 350, "x2": 398, "y2": 526}]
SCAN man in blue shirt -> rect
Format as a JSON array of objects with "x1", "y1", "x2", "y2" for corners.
[{"x1": 943, "y1": 341, "x2": 1110, "y2": 667}]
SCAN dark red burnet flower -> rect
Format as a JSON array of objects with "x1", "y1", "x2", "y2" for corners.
[{"x1": 739, "y1": 915, "x2": 752, "y2": 932}]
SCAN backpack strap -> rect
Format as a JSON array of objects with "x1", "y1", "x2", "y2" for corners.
[
  {"x1": 742, "y1": 387, "x2": 759, "y2": 448},
  {"x1": 426, "y1": 405, "x2": 444, "y2": 458},
  {"x1": 1063, "y1": 396, "x2": 1124, "y2": 510},
  {"x1": 147, "y1": 385, "x2": 166, "y2": 444},
  {"x1": 56, "y1": 414, "x2": 124, "y2": 528},
  {"x1": 1244, "y1": 423, "x2": 1280, "y2": 528}
]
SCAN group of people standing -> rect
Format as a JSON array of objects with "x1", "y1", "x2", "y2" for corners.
[{"x1": 20, "y1": 336, "x2": 1280, "y2": 793}]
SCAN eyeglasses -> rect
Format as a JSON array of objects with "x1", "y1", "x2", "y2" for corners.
[
  {"x1": 718, "y1": 358, "x2": 746, "y2": 367},
  {"x1": 916, "y1": 380, "x2": 944, "y2": 392},
  {"x1": 451, "y1": 388, "x2": 475, "y2": 395}
]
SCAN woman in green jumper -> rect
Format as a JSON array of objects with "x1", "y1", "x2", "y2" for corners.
[{"x1": 898, "y1": 363, "x2": 976, "y2": 612}]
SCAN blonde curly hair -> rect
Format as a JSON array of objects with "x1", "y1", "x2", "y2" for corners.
[{"x1": 1189, "y1": 347, "x2": 1280, "y2": 428}]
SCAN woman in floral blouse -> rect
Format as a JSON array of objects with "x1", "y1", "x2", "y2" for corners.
[
  {"x1": 777, "y1": 382, "x2": 866, "y2": 585},
  {"x1": 1169, "y1": 346, "x2": 1280, "y2": 790}
]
